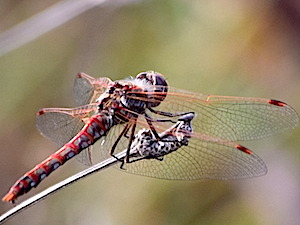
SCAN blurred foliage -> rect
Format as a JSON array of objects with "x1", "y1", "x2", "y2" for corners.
[{"x1": 0, "y1": 0, "x2": 300, "y2": 225}]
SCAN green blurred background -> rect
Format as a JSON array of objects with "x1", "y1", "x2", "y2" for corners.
[{"x1": 1, "y1": 0, "x2": 300, "y2": 224}]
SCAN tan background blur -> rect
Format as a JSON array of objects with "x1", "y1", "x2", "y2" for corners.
[{"x1": 1, "y1": 0, "x2": 300, "y2": 224}]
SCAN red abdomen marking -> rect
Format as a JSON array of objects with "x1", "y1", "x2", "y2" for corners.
[{"x1": 2, "y1": 114, "x2": 112, "y2": 203}]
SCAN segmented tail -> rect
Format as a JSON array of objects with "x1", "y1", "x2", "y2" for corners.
[{"x1": 2, "y1": 113, "x2": 113, "y2": 203}]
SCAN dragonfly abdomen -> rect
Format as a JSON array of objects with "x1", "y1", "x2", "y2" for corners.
[{"x1": 2, "y1": 113, "x2": 113, "y2": 203}]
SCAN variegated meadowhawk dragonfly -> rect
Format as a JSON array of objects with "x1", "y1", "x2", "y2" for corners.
[{"x1": 2, "y1": 71, "x2": 299, "y2": 203}]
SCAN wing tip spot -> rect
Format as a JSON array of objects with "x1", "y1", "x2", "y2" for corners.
[
  {"x1": 268, "y1": 99, "x2": 286, "y2": 107},
  {"x1": 76, "y1": 72, "x2": 86, "y2": 78},
  {"x1": 236, "y1": 144, "x2": 253, "y2": 155},
  {"x1": 37, "y1": 109, "x2": 45, "y2": 116}
]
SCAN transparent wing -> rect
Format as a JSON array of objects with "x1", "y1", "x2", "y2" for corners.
[
  {"x1": 127, "y1": 86, "x2": 299, "y2": 142},
  {"x1": 122, "y1": 138, "x2": 267, "y2": 180},
  {"x1": 98, "y1": 85, "x2": 297, "y2": 180},
  {"x1": 36, "y1": 72, "x2": 112, "y2": 165},
  {"x1": 74, "y1": 77, "x2": 299, "y2": 141},
  {"x1": 36, "y1": 104, "x2": 97, "y2": 166},
  {"x1": 101, "y1": 114, "x2": 267, "y2": 180},
  {"x1": 74, "y1": 73, "x2": 112, "y2": 106}
]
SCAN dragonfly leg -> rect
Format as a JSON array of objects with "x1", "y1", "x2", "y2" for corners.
[
  {"x1": 145, "y1": 111, "x2": 179, "y2": 124},
  {"x1": 148, "y1": 108, "x2": 193, "y2": 118},
  {"x1": 122, "y1": 118, "x2": 169, "y2": 165},
  {"x1": 150, "y1": 118, "x2": 177, "y2": 123},
  {"x1": 144, "y1": 113, "x2": 182, "y2": 142},
  {"x1": 110, "y1": 124, "x2": 131, "y2": 161},
  {"x1": 125, "y1": 122, "x2": 137, "y2": 163},
  {"x1": 145, "y1": 116, "x2": 161, "y2": 141},
  {"x1": 110, "y1": 120, "x2": 138, "y2": 169},
  {"x1": 143, "y1": 114, "x2": 176, "y2": 142},
  {"x1": 123, "y1": 154, "x2": 165, "y2": 165},
  {"x1": 123, "y1": 127, "x2": 131, "y2": 138}
]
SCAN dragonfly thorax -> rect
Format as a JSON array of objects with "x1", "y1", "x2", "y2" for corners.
[
  {"x1": 96, "y1": 82, "x2": 125, "y2": 111},
  {"x1": 96, "y1": 71, "x2": 169, "y2": 114}
]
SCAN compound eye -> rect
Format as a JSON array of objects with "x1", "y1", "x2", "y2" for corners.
[
  {"x1": 136, "y1": 71, "x2": 168, "y2": 87},
  {"x1": 136, "y1": 71, "x2": 168, "y2": 108},
  {"x1": 152, "y1": 72, "x2": 167, "y2": 87}
]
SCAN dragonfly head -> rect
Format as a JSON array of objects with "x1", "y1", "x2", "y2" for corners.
[{"x1": 136, "y1": 71, "x2": 168, "y2": 107}]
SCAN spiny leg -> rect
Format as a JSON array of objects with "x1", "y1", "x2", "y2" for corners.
[
  {"x1": 125, "y1": 121, "x2": 137, "y2": 163},
  {"x1": 148, "y1": 108, "x2": 193, "y2": 118},
  {"x1": 144, "y1": 113, "x2": 180, "y2": 142},
  {"x1": 145, "y1": 116, "x2": 161, "y2": 141},
  {"x1": 110, "y1": 123, "x2": 131, "y2": 161},
  {"x1": 145, "y1": 108, "x2": 193, "y2": 141},
  {"x1": 127, "y1": 154, "x2": 165, "y2": 164}
]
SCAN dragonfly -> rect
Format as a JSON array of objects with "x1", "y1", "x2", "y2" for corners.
[{"x1": 2, "y1": 71, "x2": 299, "y2": 203}]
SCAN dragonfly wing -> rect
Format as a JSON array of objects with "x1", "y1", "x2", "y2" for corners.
[
  {"x1": 36, "y1": 105, "x2": 97, "y2": 165},
  {"x1": 119, "y1": 135, "x2": 267, "y2": 180},
  {"x1": 96, "y1": 110, "x2": 267, "y2": 181},
  {"x1": 74, "y1": 73, "x2": 112, "y2": 106},
  {"x1": 140, "y1": 87, "x2": 299, "y2": 141},
  {"x1": 98, "y1": 124, "x2": 127, "y2": 160},
  {"x1": 36, "y1": 110, "x2": 84, "y2": 147},
  {"x1": 76, "y1": 147, "x2": 93, "y2": 166},
  {"x1": 101, "y1": 108, "x2": 267, "y2": 180}
]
